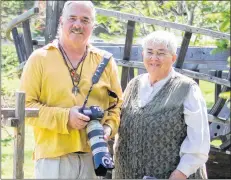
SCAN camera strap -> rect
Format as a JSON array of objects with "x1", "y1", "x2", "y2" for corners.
[{"x1": 82, "y1": 52, "x2": 119, "y2": 110}]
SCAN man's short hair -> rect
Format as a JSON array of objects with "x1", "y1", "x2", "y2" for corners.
[
  {"x1": 56, "y1": 1, "x2": 95, "y2": 38},
  {"x1": 62, "y1": 1, "x2": 96, "y2": 22},
  {"x1": 142, "y1": 31, "x2": 178, "y2": 55}
]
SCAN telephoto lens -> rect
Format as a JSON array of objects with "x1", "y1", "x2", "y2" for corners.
[{"x1": 86, "y1": 120, "x2": 114, "y2": 176}]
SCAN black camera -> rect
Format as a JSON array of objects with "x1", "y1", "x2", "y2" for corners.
[
  {"x1": 80, "y1": 106, "x2": 104, "y2": 120},
  {"x1": 80, "y1": 106, "x2": 114, "y2": 176}
]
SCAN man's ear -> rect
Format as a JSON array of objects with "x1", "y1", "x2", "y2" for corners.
[{"x1": 59, "y1": 16, "x2": 63, "y2": 26}]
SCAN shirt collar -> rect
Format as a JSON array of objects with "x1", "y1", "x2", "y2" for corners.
[
  {"x1": 43, "y1": 39, "x2": 94, "y2": 52},
  {"x1": 141, "y1": 67, "x2": 176, "y2": 88}
]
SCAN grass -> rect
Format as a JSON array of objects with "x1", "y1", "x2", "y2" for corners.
[
  {"x1": 199, "y1": 80, "x2": 215, "y2": 109},
  {"x1": 1, "y1": 126, "x2": 35, "y2": 179},
  {"x1": 0, "y1": 72, "x2": 218, "y2": 179}
]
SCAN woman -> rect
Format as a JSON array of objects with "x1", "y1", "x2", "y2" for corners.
[{"x1": 114, "y1": 31, "x2": 210, "y2": 179}]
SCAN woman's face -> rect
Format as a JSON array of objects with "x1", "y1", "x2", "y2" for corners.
[{"x1": 142, "y1": 42, "x2": 176, "y2": 79}]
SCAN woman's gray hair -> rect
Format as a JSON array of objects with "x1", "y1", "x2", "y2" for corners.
[
  {"x1": 142, "y1": 31, "x2": 178, "y2": 55},
  {"x1": 56, "y1": 1, "x2": 96, "y2": 38}
]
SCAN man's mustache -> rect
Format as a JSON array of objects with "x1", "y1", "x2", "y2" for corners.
[{"x1": 71, "y1": 28, "x2": 83, "y2": 33}]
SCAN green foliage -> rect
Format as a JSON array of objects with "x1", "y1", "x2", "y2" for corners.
[
  {"x1": 1, "y1": 127, "x2": 14, "y2": 175},
  {"x1": 219, "y1": 92, "x2": 231, "y2": 100},
  {"x1": 211, "y1": 39, "x2": 230, "y2": 55},
  {"x1": 1, "y1": 44, "x2": 20, "y2": 103},
  {"x1": 1, "y1": 136, "x2": 14, "y2": 147},
  {"x1": 1, "y1": 1, "x2": 35, "y2": 40},
  {"x1": 1, "y1": 1, "x2": 41, "y2": 40},
  {"x1": 92, "y1": 1, "x2": 230, "y2": 46},
  {"x1": 1, "y1": 44, "x2": 19, "y2": 74},
  {"x1": 1, "y1": 1, "x2": 24, "y2": 39}
]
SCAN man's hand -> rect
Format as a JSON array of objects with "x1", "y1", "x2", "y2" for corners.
[
  {"x1": 103, "y1": 124, "x2": 112, "y2": 141},
  {"x1": 169, "y1": 169, "x2": 187, "y2": 180},
  {"x1": 68, "y1": 106, "x2": 90, "y2": 130}
]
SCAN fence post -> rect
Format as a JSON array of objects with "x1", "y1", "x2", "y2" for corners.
[{"x1": 13, "y1": 91, "x2": 25, "y2": 179}]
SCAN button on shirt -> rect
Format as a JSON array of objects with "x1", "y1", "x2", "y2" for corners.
[{"x1": 138, "y1": 68, "x2": 210, "y2": 177}]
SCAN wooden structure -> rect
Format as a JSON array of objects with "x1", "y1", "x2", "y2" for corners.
[
  {"x1": 4, "y1": 2, "x2": 230, "y2": 179},
  {"x1": 1, "y1": 92, "x2": 39, "y2": 179}
]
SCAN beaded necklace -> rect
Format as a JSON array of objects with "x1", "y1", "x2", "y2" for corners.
[{"x1": 58, "y1": 42, "x2": 88, "y2": 95}]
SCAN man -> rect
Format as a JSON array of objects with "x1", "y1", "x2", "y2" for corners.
[
  {"x1": 20, "y1": 1, "x2": 122, "y2": 179},
  {"x1": 114, "y1": 31, "x2": 210, "y2": 179}
]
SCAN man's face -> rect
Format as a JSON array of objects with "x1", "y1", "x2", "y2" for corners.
[
  {"x1": 60, "y1": 2, "x2": 94, "y2": 46},
  {"x1": 142, "y1": 42, "x2": 176, "y2": 78}
]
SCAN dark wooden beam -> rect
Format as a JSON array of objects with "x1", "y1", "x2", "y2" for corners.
[
  {"x1": 220, "y1": 136, "x2": 231, "y2": 151},
  {"x1": 217, "y1": 100, "x2": 230, "y2": 120},
  {"x1": 115, "y1": 60, "x2": 231, "y2": 87},
  {"x1": 209, "y1": 72, "x2": 231, "y2": 116},
  {"x1": 215, "y1": 71, "x2": 222, "y2": 102},
  {"x1": 121, "y1": 20, "x2": 136, "y2": 91},
  {"x1": 22, "y1": 19, "x2": 33, "y2": 58},
  {"x1": 11, "y1": 28, "x2": 27, "y2": 63},
  {"x1": 45, "y1": 1, "x2": 66, "y2": 44},
  {"x1": 5, "y1": 7, "x2": 39, "y2": 41},
  {"x1": 175, "y1": 31, "x2": 192, "y2": 69}
]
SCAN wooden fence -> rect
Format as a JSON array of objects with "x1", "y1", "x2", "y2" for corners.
[
  {"x1": 3, "y1": 2, "x2": 231, "y2": 179},
  {"x1": 1, "y1": 92, "x2": 39, "y2": 179}
]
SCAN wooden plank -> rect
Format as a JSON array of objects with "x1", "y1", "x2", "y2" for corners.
[
  {"x1": 209, "y1": 71, "x2": 229, "y2": 79},
  {"x1": 220, "y1": 136, "x2": 231, "y2": 151},
  {"x1": 209, "y1": 90, "x2": 228, "y2": 116},
  {"x1": 13, "y1": 92, "x2": 25, "y2": 179},
  {"x1": 209, "y1": 72, "x2": 230, "y2": 116},
  {"x1": 217, "y1": 100, "x2": 230, "y2": 120},
  {"x1": 193, "y1": 70, "x2": 200, "y2": 85},
  {"x1": 123, "y1": 21, "x2": 136, "y2": 61},
  {"x1": 22, "y1": 19, "x2": 33, "y2": 58},
  {"x1": 175, "y1": 32, "x2": 192, "y2": 69},
  {"x1": 209, "y1": 122, "x2": 230, "y2": 139},
  {"x1": 12, "y1": 28, "x2": 27, "y2": 63},
  {"x1": 93, "y1": 46, "x2": 229, "y2": 71},
  {"x1": 95, "y1": 8, "x2": 230, "y2": 40},
  {"x1": 1, "y1": 108, "x2": 39, "y2": 119},
  {"x1": 6, "y1": 7, "x2": 39, "y2": 41},
  {"x1": 115, "y1": 60, "x2": 231, "y2": 87},
  {"x1": 1, "y1": 118, "x2": 18, "y2": 127},
  {"x1": 45, "y1": 1, "x2": 65, "y2": 44},
  {"x1": 215, "y1": 71, "x2": 222, "y2": 102},
  {"x1": 173, "y1": 69, "x2": 230, "y2": 87},
  {"x1": 121, "y1": 20, "x2": 136, "y2": 91},
  {"x1": 32, "y1": 41, "x2": 230, "y2": 64},
  {"x1": 208, "y1": 114, "x2": 230, "y2": 124}
]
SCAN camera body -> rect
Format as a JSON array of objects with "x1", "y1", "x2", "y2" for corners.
[
  {"x1": 81, "y1": 106, "x2": 104, "y2": 120},
  {"x1": 80, "y1": 106, "x2": 114, "y2": 176}
]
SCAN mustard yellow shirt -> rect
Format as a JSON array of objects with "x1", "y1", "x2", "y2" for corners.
[{"x1": 20, "y1": 40, "x2": 123, "y2": 160}]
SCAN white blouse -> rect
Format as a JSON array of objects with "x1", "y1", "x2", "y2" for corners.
[{"x1": 138, "y1": 68, "x2": 210, "y2": 177}]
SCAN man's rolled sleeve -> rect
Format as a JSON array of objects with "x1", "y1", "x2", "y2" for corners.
[{"x1": 20, "y1": 50, "x2": 71, "y2": 134}]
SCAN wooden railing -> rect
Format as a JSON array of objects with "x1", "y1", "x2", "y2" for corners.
[
  {"x1": 4, "y1": 3, "x2": 231, "y2": 178},
  {"x1": 1, "y1": 92, "x2": 39, "y2": 179}
]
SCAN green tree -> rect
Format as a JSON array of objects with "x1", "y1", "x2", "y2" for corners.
[
  {"x1": 1, "y1": 1, "x2": 34, "y2": 40},
  {"x1": 92, "y1": 1, "x2": 229, "y2": 44}
]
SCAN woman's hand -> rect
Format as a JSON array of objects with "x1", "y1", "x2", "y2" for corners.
[
  {"x1": 103, "y1": 124, "x2": 112, "y2": 141},
  {"x1": 169, "y1": 169, "x2": 187, "y2": 180}
]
